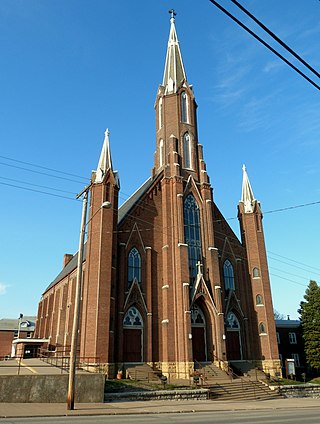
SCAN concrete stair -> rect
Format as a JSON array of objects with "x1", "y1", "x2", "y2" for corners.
[
  {"x1": 125, "y1": 364, "x2": 162, "y2": 382},
  {"x1": 209, "y1": 380, "x2": 281, "y2": 401},
  {"x1": 230, "y1": 361, "x2": 267, "y2": 380},
  {"x1": 195, "y1": 362, "x2": 232, "y2": 384}
]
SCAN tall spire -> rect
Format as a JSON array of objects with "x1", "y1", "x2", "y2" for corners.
[
  {"x1": 95, "y1": 129, "x2": 113, "y2": 183},
  {"x1": 240, "y1": 164, "x2": 256, "y2": 213},
  {"x1": 162, "y1": 10, "x2": 187, "y2": 94}
]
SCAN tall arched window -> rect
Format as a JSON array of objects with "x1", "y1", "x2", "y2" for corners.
[
  {"x1": 256, "y1": 294, "x2": 264, "y2": 305},
  {"x1": 181, "y1": 91, "x2": 189, "y2": 123},
  {"x1": 184, "y1": 194, "x2": 202, "y2": 286},
  {"x1": 128, "y1": 247, "x2": 141, "y2": 288},
  {"x1": 159, "y1": 139, "x2": 164, "y2": 167},
  {"x1": 183, "y1": 133, "x2": 191, "y2": 169},
  {"x1": 158, "y1": 97, "x2": 163, "y2": 129},
  {"x1": 259, "y1": 322, "x2": 267, "y2": 334},
  {"x1": 223, "y1": 259, "x2": 235, "y2": 290},
  {"x1": 253, "y1": 267, "x2": 260, "y2": 278}
]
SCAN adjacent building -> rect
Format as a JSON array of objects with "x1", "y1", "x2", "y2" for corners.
[{"x1": 34, "y1": 15, "x2": 280, "y2": 379}]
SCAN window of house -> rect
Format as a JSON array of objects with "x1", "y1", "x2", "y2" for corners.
[
  {"x1": 256, "y1": 294, "x2": 263, "y2": 305},
  {"x1": 223, "y1": 259, "x2": 235, "y2": 290},
  {"x1": 276, "y1": 332, "x2": 280, "y2": 344},
  {"x1": 183, "y1": 133, "x2": 191, "y2": 169},
  {"x1": 253, "y1": 267, "x2": 260, "y2": 278},
  {"x1": 27, "y1": 332, "x2": 32, "y2": 338},
  {"x1": 292, "y1": 353, "x2": 300, "y2": 367},
  {"x1": 128, "y1": 247, "x2": 141, "y2": 288},
  {"x1": 289, "y1": 332, "x2": 297, "y2": 344},
  {"x1": 259, "y1": 322, "x2": 267, "y2": 335},
  {"x1": 184, "y1": 194, "x2": 202, "y2": 287},
  {"x1": 181, "y1": 91, "x2": 189, "y2": 123},
  {"x1": 13, "y1": 330, "x2": 18, "y2": 338}
]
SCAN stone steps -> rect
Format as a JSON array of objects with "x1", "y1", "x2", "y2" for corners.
[
  {"x1": 209, "y1": 380, "x2": 281, "y2": 401},
  {"x1": 125, "y1": 364, "x2": 161, "y2": 382}
]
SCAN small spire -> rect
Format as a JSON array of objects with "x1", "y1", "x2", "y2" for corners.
[
  {"x1": 95, "y1": 128, "x2": 113, "y2": 183},
  {"x1": 241, "y1": 164, "x2": 256, "y2": 213},
  {"x1": 162, "y1": 10, "x2": 187, "y2": 94}
]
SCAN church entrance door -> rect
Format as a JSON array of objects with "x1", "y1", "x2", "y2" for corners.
[
  {"x1": 123, "y1": 328, "x2": 142, "y2": 362},
  {"x1": 192, "y1": 327, "x2": 206, "y2": 362},
  {"x1": 226, "y1": 331, "x2": 241, "y2": 360},
  {"x1": 123, "y1": 306, "x2": 143, "y2": 362},
  {"x1": 191, "y1": 304, "x2": 207, "y2": 362}
]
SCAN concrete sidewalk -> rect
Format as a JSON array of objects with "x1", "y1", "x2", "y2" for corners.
[{"x1": 1, "y1": 397, "x2": 320, "y2": 418}]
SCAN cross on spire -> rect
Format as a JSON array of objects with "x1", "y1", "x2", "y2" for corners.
[{"x1": 169, "y1": 9, "x2": 176, "y2": 22}]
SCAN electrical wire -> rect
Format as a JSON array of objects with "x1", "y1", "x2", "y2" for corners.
[
  {"x1": 268, "y1": 251, "x2": 320, "y2": 273},
  {"x1": 230, "y1": 0, "x2": 320, "y2": 79},
  {"x1": 208, "y1": 0, "x2": 320, "y2": 90}
]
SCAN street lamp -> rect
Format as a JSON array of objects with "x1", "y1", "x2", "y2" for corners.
[{"x1": 67, "y1": 185, "x2": 111, "y2": 410}]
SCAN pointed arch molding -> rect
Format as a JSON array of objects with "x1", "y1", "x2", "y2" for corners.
[
  {"x1": 124, "y1": 278, "x2": 148, "y2": 315},
  {"x1": 184, "y1": 175, "x2": 203, "y2": 205},
  {"x1": 190, "y1": 273, "x2": 218, "y2": 315},
  {"x1": 220, "y1": 237, "x2": 237, "y2": 263},
  {"x1": 225, "y1": 289, "x2": 245, "y2": 320},
  {"x1": 125, "y1": 222, "x2": 145, "y2": 251}
]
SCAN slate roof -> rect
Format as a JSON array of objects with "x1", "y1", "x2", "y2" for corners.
[
  {"x1": 275, "y1": 319, "x2": 301, "y2": 328},
  {"x1": 0, "y1": 317, "x2": 36, "y2": 331}
]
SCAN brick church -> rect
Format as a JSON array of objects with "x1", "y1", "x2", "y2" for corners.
[{"x1": 35, "y1": 14, "x2": 280, "y2": 379}]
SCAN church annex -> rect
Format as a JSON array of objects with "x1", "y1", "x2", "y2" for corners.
[{"x1": 35, "y1": 15, "x2": 280, "y2": 379}]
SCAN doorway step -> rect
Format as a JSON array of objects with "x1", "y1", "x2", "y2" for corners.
[
  {"x1": 209, "y1": 380, "x2": 282, "y2": 401},
  {"x1": 195, "y1": 362, "x2": 231, "y2": 384},
  {"x1": 125, "y1": 363, "x2": 161, "y2": 382}
]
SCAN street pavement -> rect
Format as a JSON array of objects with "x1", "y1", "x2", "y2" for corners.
[{"x1": 1, "y1": 397, "x2": 320, "y2": 418}]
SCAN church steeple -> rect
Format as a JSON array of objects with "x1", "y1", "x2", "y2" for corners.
[
  {"x1": 95, "y1": 129, "x2": 113, "y2": 184},
  {"x1": 240, "y1": 164, "x2": 256, "y2": 213},
  {"x1": 162, "y1": 10, "x2": 187, "y2": 94}
]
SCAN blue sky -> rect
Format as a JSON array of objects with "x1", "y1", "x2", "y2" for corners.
[{"x1": 0, "y1": 0, "x2": 319, "y2": 320}]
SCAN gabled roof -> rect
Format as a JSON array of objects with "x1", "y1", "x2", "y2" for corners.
[{"x1": 0, "y1": 317, "x2": 36, "y2": 331}]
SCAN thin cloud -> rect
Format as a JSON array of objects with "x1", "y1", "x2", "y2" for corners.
[{"x1": 0, "y1": 283, "x2": 8, "y2": 296}]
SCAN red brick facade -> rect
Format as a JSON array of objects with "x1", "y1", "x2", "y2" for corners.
[{"x1": 35, "y1": 17, "x2": 280, "y2": 378}]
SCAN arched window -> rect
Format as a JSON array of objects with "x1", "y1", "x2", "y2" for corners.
[
  {"x1": 253, "y1": 267, "x2": 260, "y2": 278},
  {"x1": 158, "y1": 97, "x2": 163, "y2": 129},
  {"x1": 181, "y1": 91, "x2": 189, "y2": 123},
  {"x1": 159, "y1": 139, "x2": 164, "y2": 167},
  {"x1": 191, "y1": 304, "x2": 206, "y2": 324},
  {"x1": 128, "y1": 247, "x2": 141, "y2": 288},
  {"x1": 223, "y1": 260, "x2": 235, "y2": 290},
  {"x1": 183, "y1": 133, "x2": 191, "y2": 169},
  {"x1": 226, "y1": 312, "x2": 240, "y2": 329},
  {"x1": 259, "y1": 322, "x2": 266, "y2": 334},
  {"x1": 184, "y1": 194, "x2": 202, "y2": 287},
  {"x1": 123, "y1": 306, "x2": 143, "y2": 327},
  {"x1": 256, "y1": 294, "x2": 263, "y2": 305}
]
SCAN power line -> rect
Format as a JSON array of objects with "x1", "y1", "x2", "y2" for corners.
[
  {"x1": 270, "y1": 272, "x2": 308, "y2": 288},
  {"x1": 268, "y1": 256, "x2": 320, "y2": 277},
  {"x1": 0, "y1": 155, "x2": 88, "y2": 181},
  {"x1": 0, "y1": 176, "x2": 78, "y2": 196},
  {"x1": 0, "y1": 181, "x2": 79, "y2": 202},
  {"x1": 0, "y1": 161, "x2": 87, "y2": 185},
  {"x1": 208, "y1": 0, "x2": 320, "y2": 90},
  {"x1": 268, "y1": 251, "x2": 320, "y2": 273},
  {"x1": 230, "y1": 0, "x2": 320, "y2": 79}
]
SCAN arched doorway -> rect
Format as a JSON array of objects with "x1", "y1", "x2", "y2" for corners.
[
  {"x1": 191, "y1": 304, "x2": 207, "y2": 362},
  {"x1": 225, "y1": 311, "x2": 242, "y2": 360},
  {"x1": 123, "y1": 306, "x2": 143, "y2": 362}
]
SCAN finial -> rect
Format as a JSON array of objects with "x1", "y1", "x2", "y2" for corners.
[
  {"x1": 169, "y1": 9, "x2": 176, "y2": 22},
  {"x1": 104, "y1": 128, "x2": 110, "y2": 137},
  {"x1": 242, "y1": 164, "x2": 246, "y2": 172}
]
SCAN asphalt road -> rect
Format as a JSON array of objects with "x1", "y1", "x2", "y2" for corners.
[{"x1": 1, "y1": 408, "x2": 320, "y2": 424}]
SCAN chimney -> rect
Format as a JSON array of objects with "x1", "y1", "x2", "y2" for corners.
[
  {"x1": 63, "y1": 254, "x2": 73, "y2": 268},
  {"x1": 287, "y1": 315, "x2": 290, "y2": 320}
]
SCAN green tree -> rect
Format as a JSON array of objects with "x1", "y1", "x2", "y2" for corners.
[{"x1": 298, "y1": 280, "x2": 320, "y2": 370}]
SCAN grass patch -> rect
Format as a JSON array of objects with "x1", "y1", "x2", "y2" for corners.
[
  {"x1": 308, "y1": 377, "x2": 320, "y2": 384},
  {"x1": 104, "y1": 379, "x2": 189, "y2": 393}
]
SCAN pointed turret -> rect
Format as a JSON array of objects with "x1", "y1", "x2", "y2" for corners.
[
  {"x1": 240, "y1": 164, "x2": 256, "y2": 213},
  {"x1": 95, "y1": 129, "x2": 113, "y2": 183},
  {"x1": 162, "y1": 10, "x2": 187, "y2": 94}
]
